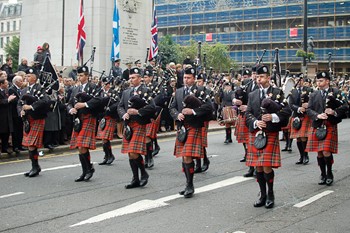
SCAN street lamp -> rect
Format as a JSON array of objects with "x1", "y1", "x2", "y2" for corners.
[{"x1": 302, "y1": 0, "x2": 308, "y2": 70}]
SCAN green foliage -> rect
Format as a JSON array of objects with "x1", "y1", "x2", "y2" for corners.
[
  {"x1": 158, "y1": 35, "x2": 181, "y2": 67},
  {"x1": 158, "y1": 35, "x2": 236, "y2": 72},
  {"x1": 178, "y1": 39, "x2": 236, "y2": 72},
  {"x1": 296, "y1": 49, "x2": 315, "y2": 60},
  {"x1": 4, "y1": 36, "x2": 20, "y2": 71}
]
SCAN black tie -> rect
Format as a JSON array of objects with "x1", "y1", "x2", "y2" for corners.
[
  {"x1": 323, "y1": 90, "x2": 328, "y2": 99},
  {"x1": 184, "y1": 87, "x2": 189, "y2": 96},
  {"x1": 261, "y1": 89, "x2": 266, "y2": 100}
]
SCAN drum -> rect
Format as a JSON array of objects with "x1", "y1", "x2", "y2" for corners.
[
  {"x1": 220, "y1": 106, "x2": 237, "y2": 126},
  {"x1": 282, "y1": 77, "x2": 295, "y2": 100}
]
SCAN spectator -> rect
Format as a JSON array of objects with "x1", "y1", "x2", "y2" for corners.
[
  {"x1": 69, "y1": 63, "x2": 78, "y2": 81},
  {"x1": 42, "y1": 42, "x2": 51, "y2": 63},
  {"x1": 18, "y1": 58, "x2": 29, "y2": 72},
  {"x1": 112, "y1": 58, "x2": 123, "y2": 78},
  {"x1": 1, "y1": 57, "x2": 15, "y2": 83},
  {"x1": 34, "y1": 46, "x2": 45, "y2": 67}
]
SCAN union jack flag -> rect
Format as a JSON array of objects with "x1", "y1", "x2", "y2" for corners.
[
  {"x1": 148, "y1": 6, "x2": 158, "y2": 61},
  {"x1": 76, "y1": 0, "x2": 86, "y2": 62}
]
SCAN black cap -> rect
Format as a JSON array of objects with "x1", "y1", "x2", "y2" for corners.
[
  {"x1": 129, "y1": 67, "x2": 141, "y2": 75},
  {"x1": 196, "y1": 73, "x2": 206, "y2": 81},
  {"x1": 298, "y1": 73, "x2": 304, "y2": 78},
  {"x1": 134, "y1": 59, "x2": 141, "y2": 65},
  {"x1": 25, "y1": 67, "x2": 38, "y2": 75},
  {"x1": 316, "y1": 71, "x2": 330, "y2": 80},
  {"x1": 143, "y1": 69, "x2": 153, "y2": 77},
  {"x1": 243, "y1": 69, "x2": 251, "y2": 76},
  {"x1": 252, "y1": 66, "x2": 257, "y2": 72},
  {"x1": 77, "y1": 66, "x2": 89, "y2": 74},
  {"x1": 303, "y1": 77, "x2": 311, "y2": 83},
  {"x1": 114, "y1": 58, "x2": 121, "y2": 62},
  {"x1": 256, "y1": 65, "x2": 269, "y2": 75},
  {"x1": 184, "y1": 67, "x2": 196, "y2": 75},
  {"x1": 148, "y1": 58, "x2": 156, "y2": 62}
]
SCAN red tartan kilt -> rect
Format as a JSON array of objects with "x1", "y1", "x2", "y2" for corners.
[
  {"x1": 281, "y1": 117, "x2": 292, "y2": 131},
  {"x1": 246, "y1": 131, "x2": 281, "y2": 168},
  {"x1": 305, "y1": 121, "x2": 338, "y2": 153},
  {"x1": 96, "y1": 116, "x2": 117, "y2": 140},
  {"x1": 22, "y1": 117, "x2": 45, "y2": 148},
  {"x1": 146, "y1": 113, "x2": 161, "y2": 139},
  {"x1": 70, "y1": 114, "x2": 97, "y2": 150},
  {"x1": 174, "y1": 125, "x2": 204, "y2": 158},
  {"x1": 234, "y1": 114, "x2": 249, "y2": 143},
  {"x1": 290, "y1": 115, "x2": 312, "y2": 139},
  {"x1": 121, "y1": 121, "x2": 147, "y2": 155},
  {"x1": 202, "y1": 121, "x2": 209, "y2": 147}
]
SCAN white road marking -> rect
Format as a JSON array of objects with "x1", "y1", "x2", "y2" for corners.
[
  {"x1": 293, "y1": 190, "x2": 334, "y2": 208},
  {"x1": 0, "y1": 192, "x2": 25, "y2": 199},
  {"x1": 0, "y1": 164, "x2": 83, "y2": 179},
  {"x1": 70, "y1": 176, "x2": 253, "y2": 227},
  {"x1": 233, "y1": 231, "x2": 246, "y2": 233},
  {"x1": 209, "y1": 154, "x2": 220, "y2": 158}
]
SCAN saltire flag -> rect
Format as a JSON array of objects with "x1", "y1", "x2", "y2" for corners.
[
  {"x1": 148, "y1": 6, "x2": 158, "y2": 61},
  {"x1": 111, "y1": 0, "x2": 120, "y2": 61},
  {"x1": 76, "y1": 0, "x2": 86, "y2": 62}
]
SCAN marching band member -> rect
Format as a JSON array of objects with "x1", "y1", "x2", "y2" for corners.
[
  {"x1": 289, "y1": 75, "x2": 313, "y2": 165},
  {"x1": 117, "y1": 67, "x2": 156, "y2": 189},
  {"x1": 220, "y1": 81, "x2": 235, "y2": 144},
  {"x1": 246, "y1": 65, "x2": 291, "y2": 208},
  {"x1": 68, "y1": 66, "x2": 101, "y2": 182},
  {"x1": 170, "y1": 66, "x2": 213, "y2": 198},
  {"x1": 306, "y1": 71, "x2": 348, "y2": 186},
  {"x1": 18, "y1": 68, "x2": 49, "y2": 177},
  {"x1": 96, "y1": 77, "x2": 118, "y2": 165}
]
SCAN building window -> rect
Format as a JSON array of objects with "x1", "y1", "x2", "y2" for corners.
[
  {"x1": 0, "y1": 38, "x2": 3, "y2": 48},
  {"x1": 0, "y1": 23, "x2": 3, "y2": 32},
  {"x1": 7, "y1": 22, "x2": 10, "y2": 31},
  {"x1": 6, "y1": 37, "x2": 10, "y2": 44},
  {"x1": 19, "y1": 20, "x2": 21, "y2": 30},
  {"x1": 0, "y1": 55, "x2": 3, "y2": 65},
  {"x1": 13, "y1": 21, "x2": 16, "y2": 31}
]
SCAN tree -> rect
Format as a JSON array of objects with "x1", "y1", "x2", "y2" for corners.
[
  {"x1": 158, "y1": 35, "x2": 181, "y2": 67},
  {"x1": 4, "y1": 36, "x2": 20, "y2": 71},
  {"x1": 178, "y1": 40, "x2": 236, "y2": 72}
]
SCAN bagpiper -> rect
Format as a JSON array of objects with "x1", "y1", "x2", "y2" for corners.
[
  {"x1": 289, "y1": 75, "x2": 313, "y2": 164},
  {"x1": 170, "y1": 66, "x2": 213, "y2": 198},
  {"x1": 305, "y1": 71, "x2": 348, "y2": 185},
  {"x1": 117, "y1": 67, "x2": 156, "y2": 189},
  {"x1": 19, "y1": 68, "x2": 49, "y2": 177},
  {"x1": 246, "y1": 65, "x2": 291, "y2": 208},
  {"x1": 68, "y1": 66, "x2": 101, "y2": 182}
]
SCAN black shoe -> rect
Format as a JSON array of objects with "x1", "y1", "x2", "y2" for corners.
[
  {"x1": 184, "y1": 184, "x2": 194, "y2": 198},
  {"x1": 224, "y1": 139, "x2": 232, "y2": 144},
  {"x1": 287, "y1": 147, "x2": 292, "y2": 152},
  {"x1": 125, "y1": 179, "x2": 140, "y2": 189},
  {"x1": 265, "y1": 193, "x2": 275, "y2": 209},
  {"x1": 295, "y1": 158, "x2": 303, "y2": 165},
  {"x1": 2, "y1": 149, "x2": 13, "y2": 155},
  {"x1": 24, "y1": 169, "x2": 32, "y2": 177},
  {"x1": 201, "y1": 159, "x2": 210, "y2": 172},
  {"x1": 75, "y1": 174, "x2": 85, "y2": 182},
  {"x1": 281, "y1": 148, "x2": 288, "y2": 152},
  {"x1": 179, "y1": 189, "x2": 185, "y2": 195},
  {"x1": 140, "y1": 172, "x2": 149, "y2": 187},
  {"x1": 326, "y1": 172, "x2": 333, "y2": 186},
  {"x1": 28, "y1": 166, "x2": 41, "y2": 177},
  {"x1": 13, "y1": 148, "x2": 21, "y2": 154},
  {"x1": 318, "y1": 176, "x2": 326, "y2": 185},
  {"x1": 52, "y1": 144, "x2": 59, "y2": 148},
  {"x1": 45, "y1": 145, "x2": 54, "y2": 152},
  {"x1": 152, "y1": 146, "x2": 160, "y2": 157},
  {"x1": 240, "y1": 157, "x2": 246, "y2": 162},
  {"x1": 243, "y1": 167, "x2": 255, "y2": 177},
  {"x1": 254, "y1": 196, "x2": 266, "y2": 207},
  {"x1": 303, "y1": 154, "x2": 309, "y2": 165},
  {"x1": 106, "y1": 154, "x2": 115, "y2": 165},
  {"x1": 18, "y1": 147, "x2": 27, "y2": 151},
  {"x1": 84, "y1": 166, "x2": 95, "y2": 181},
  {"x1": 98, "y1": 158, "x2": 108, "y2": 165},
  {"x1": 194, "y1": 162, "x2": 202, "y2": 173},
  {"x1": 147, "y1": 156, "x2": 154, "y2": 168}
]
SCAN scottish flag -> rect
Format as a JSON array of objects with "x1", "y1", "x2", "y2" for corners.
[{"x1": 111, "y1": 0, "x2": 120, "y2": 61}]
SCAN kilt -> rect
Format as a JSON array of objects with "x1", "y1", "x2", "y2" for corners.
[
  {"x1": 290, "y1": 115, "x2": 312, "y2": 139},
  {"x1": 146, "y1": 112, "x2": 161, "y2": 139},
  {"x1": 174, "y1": 124, "x2": 204, "y2": 158},
  {"x1": 22, "y1": 117, "x2": 45, "y2": 148},
  {"x1": 202, "y1": 121, "x2": 209, "y2": 148},
  {"x1": 234, "y1": 114, "x2": 249, "y2": 143},
  {"x1": 281, "y1": 117, "x2": 292, "y2": 131},
  {"x1": 70, "y1": 114, "x2": 97, "y2": 150},
  {"x1": 246, "y1": 131, "x2": 281, "y2": 168},
  {"x1": 305, "y1": 121, "x2": 338, "y2": 154},
  {"x1": 121, "y1": 121, "x2": 147, "y2": 155},
  {"x1": 96, "y1": 116, "x2": 117, "y2": 140}
]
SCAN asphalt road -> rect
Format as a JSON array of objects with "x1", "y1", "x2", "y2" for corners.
[{"x1": 0, "y1": 119, "x2": 350, "y2": 233}]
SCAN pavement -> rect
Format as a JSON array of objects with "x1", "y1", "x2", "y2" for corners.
[{"x1": 0, "y1": 120, "x2": 225, "y2": 161}]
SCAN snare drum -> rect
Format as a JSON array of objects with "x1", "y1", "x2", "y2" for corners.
[{"x1": 220, "y1": 106, "x2": 238, "y2": 126}]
